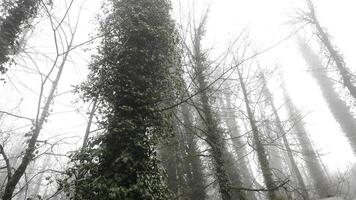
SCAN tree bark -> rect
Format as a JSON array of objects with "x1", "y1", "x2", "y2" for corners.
[{"x1": 237, "y1": 67, "x2": 278, "y2": 200}]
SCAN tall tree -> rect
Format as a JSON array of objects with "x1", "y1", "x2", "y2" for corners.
[
  {"x1": 0, "y1": 0, "x2": 39, "y2": 73},
  {"x1": 300, "y1": 0, "x2": 356, "y2": 100},
  {"x1": 189, "y1": 13, "x2": 246, "y2": 200},
  {"x1": 281, "y1": 76, "x2": 332, "y2": 198},
  {"x1": 236, "y1": 66, "x2": 279, "y2": 200},
  {"x1": 260, "y1": 71, "x2": 309, "y2": 199},
  {"x1": 297, "y1": 37, "x2": 356, "y2": 155},
  {"x1": 1, "y1": 20, "x2": 77, "y2": 199},
  {"x1": 221, "y1": 92, "x2": 257, "y2": 200},
  {"x1": 62, "y1": 0, "x2": 180, "y2": 199}
]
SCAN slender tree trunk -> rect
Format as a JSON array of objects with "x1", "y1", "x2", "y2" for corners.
[
  {"x1": 260, "y1": 72, "x2": 309, "y2": 199},
  {"x1": 237, "y1": 67, "x2": 278, "y2": 200},
  {"x1": 221, "y1": 93, "x2": 258, "y2": 200},
  {"x1": 281, "y1": 77, "x2": 332, "y2": 198},
  {"x1": 298, "y1": 37, "x2": 356, "y2": 155},
  {"x1": 1, "y1": 31, "x2": 73, "y2": 200},
  {"x1": 82, "y1": 100, "x2": 97, "y2": 148},
  {"x1": 262, "y1": 118, "x2": 284, "y2": 175}
]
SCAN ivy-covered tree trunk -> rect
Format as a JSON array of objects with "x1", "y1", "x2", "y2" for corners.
[
  {"x1": 191, "y1": 15, "x2": 245, "y2": 200},
  {"x1": 69, "y1": 0, "x2": 180, "y2": 199},
  {"x1": 298, "y1": 37, "x2": 356, "y2": 155},
  {"x1": 281, "y1": 78, "x2": 332, "y2": 198},
  {"x1": 181, "y1": 104, "x2": 206, "y2": 200},
  {"x1": 260, "y1": 72, "x2": 309, "y2": 199},
  {"x1": 237, "y1": 67, "x2": 278, "y2": 200},
  {"x1": 0, "y1": 0, "x2": 39, "y2": 73},
  {"x1": 160, "y1": 134, "x2": 180, "y2": 197},
  {"x1": 160, "y1": 119, "x2": 189, "y2": 199}
]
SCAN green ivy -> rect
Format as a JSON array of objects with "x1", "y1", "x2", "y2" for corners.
[{"x1": 59, "y1": 0, "x2": 181, "y2": 199}]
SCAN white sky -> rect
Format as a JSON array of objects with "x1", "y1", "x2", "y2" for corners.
[{"x1": 1, "y1": 0, "x2": 356, "y2": 179}]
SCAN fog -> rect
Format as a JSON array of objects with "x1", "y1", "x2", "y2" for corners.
[{"x1": 1, "y1": 0, "x2": 356, "y2": 199}]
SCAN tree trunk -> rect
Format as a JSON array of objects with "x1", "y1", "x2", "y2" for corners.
[
  {"x1": 191, "y1": 15, "x2": 245, "y2": 200},
  {"x1": 260, "y1": 72, "x2": 309, "y2": 199},
  {"x1": 82, "y1": 100, "x2": 97, "y2": 148},
  {"x1": 237, "y1": 67, "x2": 278, "y2": 200},
  {"x1": 281, "y1": 76, "x2": 332, "y2": 198},
  {"x1": 1, "y1": 29, "x2": 73, "y2": 200},
  {"x1": 221, "y1": 93, "x2": 258, "y2": 200}
]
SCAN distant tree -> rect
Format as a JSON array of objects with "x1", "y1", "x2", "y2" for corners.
[
  {"x1": 181, "y1": 103, "x2": 206, "y2": 200},
  {"x1": 220, "y1": 92, "x2": 258, "y2": 200},
  {"x1": 259, "y1": 71, "x2": 309, "y2": 199},
  {"x1": 0, "y1": 0, "x2": 39, "y2": 74},
  {"x1": 188, "y1": 12, "x2": 246, "y2": 200},
  {"x1": 60, "y1": 0, "x2": 181, "y2": 199},
  {"x1": 297, "y1": 37, "x2": 356, "y2": 155},
  {"x1": 297, "y1": 0, "x2": 356, "y2": 100},
  {"x1": 236, "y1": 66, "x2": 280, "y2": 200},
  {"x1": 281, "y1": 75, "x2": 332, "y2": 198}
]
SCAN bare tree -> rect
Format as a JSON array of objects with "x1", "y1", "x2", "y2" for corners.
[
  {"x1": 259, "y1": 71, "x2": 309, "y2": 199},
  {"x1": 281, "y1": 74, "x2": 333, "y2": 198},
  {"x1": 220, "y1": 91, "x2": 258, "y2": 200},
  {"x1": 236, "y1": 65, "x2": 279, "y2": 200},
  {"x1": 1, "y1": 1, "x2": 81, "y2": 198},
  {"x1": 187, "y1": 12, "x2": 246, "y2": 200}
]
